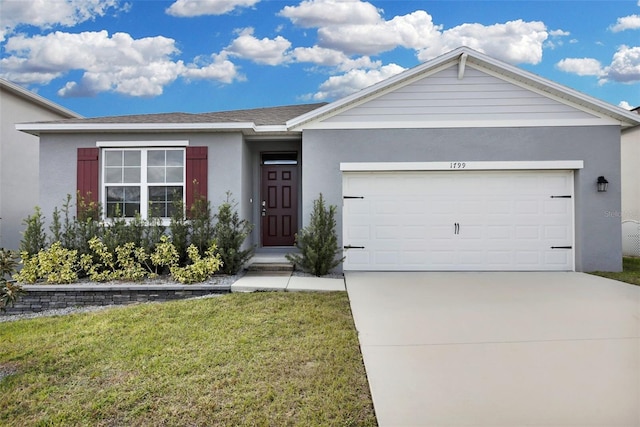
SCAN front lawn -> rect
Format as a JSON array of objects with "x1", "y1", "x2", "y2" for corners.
[
  {"x1": 0, "y1": 293, "x2": 377, "y2": 426},
  {"x1": 591, "y1": 257, "x2": 640, "y2": 286}
]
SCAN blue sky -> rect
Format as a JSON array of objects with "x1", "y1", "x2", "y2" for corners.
[{"x1": 1, "y1": 0, "x2": 639, "y2": 118}]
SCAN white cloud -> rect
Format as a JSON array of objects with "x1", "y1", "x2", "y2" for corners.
[
  {"x1": 556, "y1": 58, "x2": 603, "y2": 76},
  {"x1": 619, "y1": 101, "x2": 635, "y2": 110},
  {"x1": 292, "y1": 46, "x2": 380, "y2": 71},
  {"x1": 183, "y1": 53, "x2": 242, "y2": 84},
  {"x1": 610, "y1": 14, "x2": 640, "y2": 32},
  {"x1": 281, "y1": 3, "x2": 549, "y2": 65},
  {"x1": 166, "y1": 0, "x2": 260, "y2": 17},
  {"x1": 224, "y1": 27, "x2": 292, "y2": 65},
  {"x1": 279, "y1": 0, "x2": 382, "y2": 27},
  {"x1": 549, "y1": 29, "x2": 570, "y2": 37},
  {"x1": 317, "y1": 10, "x2": 442, "y2": 56},
  {"x1": 418, "y1": 19, "x2": 549, "y2": 65},
  {"x1": 0, "y1": 0, "x2": 125, "y2": 42},
  {"x1": 555, "y1": 46, "x2": 640, "y2": 84},
  {"x1": 602, "y1": 45, "x2": 640, "y2": 83},
  {"x1": 0, "y1": 30, "x2": 241, "y2": 97},
  {"x1": 308, "y1": 63, "x2": 405, "y2": 101}
]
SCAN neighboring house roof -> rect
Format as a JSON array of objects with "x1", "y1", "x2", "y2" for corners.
[
  {"x1": 0, "y1": 78, "x2": 81, "y2": 119},
  {"x1": 288, "y1": 46, "x2": 640, "y2": 131},
  {"x1": 17, "y1": 103, "x2": 327, "y2": 136}
]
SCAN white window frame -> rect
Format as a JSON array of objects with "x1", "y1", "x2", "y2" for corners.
[{"x1": 101, "y1": 147, "x2": 186, "y2": 221}]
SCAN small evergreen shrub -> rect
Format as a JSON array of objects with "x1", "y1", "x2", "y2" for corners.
[
  {"x1": 20, "y1": 206, "x2": 47, "y2": 257},
  {"x1": 286, "y1": 193, "x2": 344, "y2": 276},
  {"x1": 169, "y1": 199, "x2": 189, "y2": 266},
  {"x1": 214, "y1": 192, "x2": 255, "y2": 274},
  {"x1": 189, "y1": 195, "x2": 215, "y2": 257}
]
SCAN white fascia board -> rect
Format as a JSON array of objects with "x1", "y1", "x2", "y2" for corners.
[
  {"x1": 18, "y1": 122, "x2": 255, "y2": 131},
  {"x1": 340, "y1": 160, "x2": 585, "y2": 172},
  {"x1": 302, "y1": 118, "x2": 618, "y2": 130},
  {"x1": 16, "y1": 122, "x2": 291, "y2": 135},
  {"x1": 97, "y1": 140, "x2": 189, "y2": 147},
  {"x1": 254, "y1": 125, "x2": 290, "y2": 133}
]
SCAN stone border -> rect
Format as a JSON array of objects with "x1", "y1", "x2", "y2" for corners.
[{"x1": 2, "y1": 283, "x2": 231, "y2": 315}]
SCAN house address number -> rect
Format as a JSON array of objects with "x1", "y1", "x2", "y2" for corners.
[{"x1": 450, "y1": 162, "x2": 466, "y2": 169}]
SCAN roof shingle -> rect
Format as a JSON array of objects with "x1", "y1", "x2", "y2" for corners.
[{"x1": 30, "y1": 103, "x2": 328, "y2": 126}]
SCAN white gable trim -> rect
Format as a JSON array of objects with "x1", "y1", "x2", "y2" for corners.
[
  {"x1": 340, "y1": 160, "x2": 584, "y2": 172},
  {"x1": 1, "y1": 78, "x2": 81, "y2": 119}
]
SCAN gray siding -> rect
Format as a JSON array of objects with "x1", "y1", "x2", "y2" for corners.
[
  {"x1": 302, "y1": 126, "x2": 622, "y2": 272},
  {"x1": 325, "y1": 66, "x2": 596, "y2": 124}
]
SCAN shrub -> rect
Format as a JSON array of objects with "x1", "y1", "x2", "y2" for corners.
[
  {"x1": 0, "y1": 249, "x2": 22, "y2": 311},
  {"x1": 81, "y1": 238, "x2": 148, "y2": 282},
  {"x1": 20, "y1": 206, "x2": 47, "y2": 257},
  {"x1": 169, "y1": 199, "x2": 189, "y2": 266},
  {"x1": 150, "y1": 235, "x2": 180, "y2": 273},
  {"x1": 0, "y1": 248, "x2": 19, "y2": 281},
  {"x1": 286, "y1": 193, "x2": 344, "y2": 276},
  {"x1": 214, "y1": 192, "x2": 255, "y2": 274},
  {"x1": 170, "y1": 244, "x2": 223, "y2": 284},
  {"x1": 189, "y1": 195, "x2": 215, "y2": 257},
  {"x1": 16, "y1": 242, "x2": 79, "y2": 284}
]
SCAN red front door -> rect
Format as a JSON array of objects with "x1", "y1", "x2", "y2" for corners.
[{"x1": 261, "y1": 165, "x2": 298, "y2": 246}]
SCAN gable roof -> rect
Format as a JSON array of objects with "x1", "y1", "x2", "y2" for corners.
[
  {"x1": 286, "y1": 46, "x2": 640, "y2": 130},
  {"x1": 0, "y1": 78, "x2": 81, "y2": 119},
  {"x1": 17, "y1": 103, "x2": 326, "y2": 136}
]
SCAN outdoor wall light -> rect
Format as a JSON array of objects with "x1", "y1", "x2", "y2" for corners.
[{"x1": 597, "y1": 176, "x2": 609, "y2": 192}]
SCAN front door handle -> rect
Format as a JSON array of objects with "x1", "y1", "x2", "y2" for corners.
[{"x1": 261, "y1": 200, "x2": 267, "y2": 217}]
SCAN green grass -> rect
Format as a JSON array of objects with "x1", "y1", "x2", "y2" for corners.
[
  {"x1": 0, "y1": 293, "x2": 377, "y2": 426},
  {"x1": 591, "y1": 257, "x2": 640, "y2": 286}
]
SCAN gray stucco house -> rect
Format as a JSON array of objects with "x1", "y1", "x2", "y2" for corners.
[
  {"x1": 1, "y1": 78, "x2": 80, "y2": 250},
  {"x1": 18, "y1": 47, "x2": 640, "y2": 272}
]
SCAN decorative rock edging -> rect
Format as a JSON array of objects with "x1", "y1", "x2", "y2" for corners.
[{"x1": 2, "y1": 283, "x2": 231, "y2": 315}]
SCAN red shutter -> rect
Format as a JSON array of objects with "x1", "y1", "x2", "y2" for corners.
[
  {"x1": 186, "y1": 146, "x2": 208, "y2": 211},
  {"x1": 77, "y1": 148, "x2": 99, "y2": 216}
]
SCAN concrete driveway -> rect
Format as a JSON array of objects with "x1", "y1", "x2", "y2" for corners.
[{"x1": 345, "y1": 272, "x2": 640, "y2": 426}]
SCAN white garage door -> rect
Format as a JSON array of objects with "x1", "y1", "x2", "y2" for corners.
[{"x1": 342, "y1": 170, "x2": 574, "y2": 271}]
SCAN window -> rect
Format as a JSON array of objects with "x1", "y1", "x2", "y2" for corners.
[{"x1": 102, "y1": 148, "x2": 185, "y2": 218}]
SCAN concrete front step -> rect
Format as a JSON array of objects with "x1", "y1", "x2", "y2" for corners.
[{"x1": 247, "y1": 262, "x2": 294, "y2": 272}]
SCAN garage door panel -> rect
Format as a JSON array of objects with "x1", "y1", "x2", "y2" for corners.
[
  {"x1": 544, "y1": 225, "x2": 570, "y2": 240},
  {"x1": 545, "y1": 250, "x2": 571, "y2": 265},
  {"x1": 343, "y1": 170, "x2": 574, "y2": 271},
  {"x1": 486, "y1": 226, "x2": 511, "y2": 239}
]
